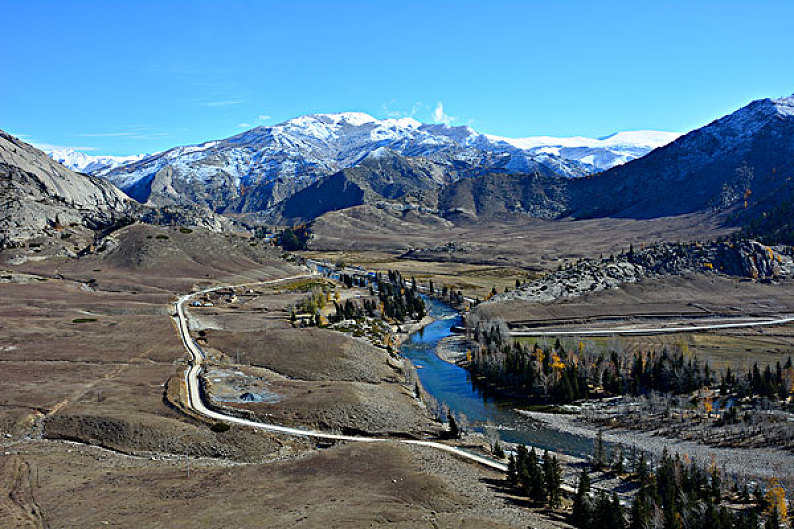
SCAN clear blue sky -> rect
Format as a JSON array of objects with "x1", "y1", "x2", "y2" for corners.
[{"x1": 2, "y1": 0, "x2": 793, "y2": 155}]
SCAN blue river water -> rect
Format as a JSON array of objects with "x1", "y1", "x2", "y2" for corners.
[
  {"x1": 401, "y1": 296, "x2": 595, "y2": 457},
  {"x1": 312, "y1": 261, "x2": 595, "y2": 456}
]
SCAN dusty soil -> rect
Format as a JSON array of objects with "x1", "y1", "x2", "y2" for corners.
[
  {"x1": 205, "y1": 328, "x2": 401, "y2": 383},
  {"x1": 310, "y1": 206, "x2": 735, "y2": 270},
  {"x1": 208, "y1": 371, "x2": 439, "y2": 437},
  {"x1": 2, "y1": 439, "x2": 569, "y2": 529},
  {"x1": 194, "y1": 281, "x2": 442, "y2": 437},
  {"x1": 1, "y1": 224, "x2": 562, "y2": 527}
]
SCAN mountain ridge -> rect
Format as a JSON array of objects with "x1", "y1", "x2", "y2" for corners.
[
  {"x1": 46, "y1": 148, "x2": 149, "y2": 174},
  {"x1": 93, "y1": 112, "x2": 676, "y2": 213}
]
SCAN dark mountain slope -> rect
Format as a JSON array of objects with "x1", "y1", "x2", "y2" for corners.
[
  {"x1": 438, "y1": 169, "x2": 569, "y2": 221},
  {"x1": 267, "y1": 149, "x2": 461, "y2": 224},
  {"x1": 570, "y1": 95, "x2": 794, "y2": 220}
]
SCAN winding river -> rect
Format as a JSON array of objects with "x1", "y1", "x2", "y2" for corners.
[
  {"x1": 401, "y1": 297, "x2": 595, "y2": 457},
  {"x1": 313, "y1": 262, "x2": 595, "y2": 457}
]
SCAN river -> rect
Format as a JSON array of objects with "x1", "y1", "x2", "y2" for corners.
[
  {"x1": 311, "y1": 261, "x2": 596, "y2": 457},
  {"x1": 401, "y1": 296, "x2": 595, "y2": 457}
]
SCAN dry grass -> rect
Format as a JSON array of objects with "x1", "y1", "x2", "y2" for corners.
[
  {"x1": 300, "y1": 249, "x2": 536, "y2": 299},
  {"x1": 310, "y1": 206, "x2": 735, "y2": 270}
]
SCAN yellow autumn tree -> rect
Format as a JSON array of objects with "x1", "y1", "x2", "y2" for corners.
[
  {"x1": 551, "y1": 352, "x2": 565, "y2": 372},
  {"x1": 703, "y1": 394, "x2": 713, "y2": 416},
  {"x1": 764, "y1": 477, "x2": 787, "y2": 520},
  {"x1": 535, "y1": 347, "x2": 545, "y2": 366}
]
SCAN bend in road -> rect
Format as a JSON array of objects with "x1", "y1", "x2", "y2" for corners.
[{"x1": 175, "y1": 274, "x2": 508, "y2": 473}]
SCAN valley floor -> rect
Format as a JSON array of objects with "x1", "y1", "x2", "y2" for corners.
[{"x1": 0, "y1": 224, "x2": 569, "y2": 528}]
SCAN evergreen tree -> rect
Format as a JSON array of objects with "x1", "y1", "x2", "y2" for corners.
[
  {"x1": 507, "y1": 453, "x2": 518, "y2": 487},
  {"x1": 594, "y1": 429, "x2": 606, "y2": 470},
  {"x1": 765, "y1": 508, "x2": 781, "y2": 529},
  {"x1": 610, "y1": 492, "x2": 626, "y2": 529},
  {"x1": 523, "y1": 448, "x2": 546, "y2": 504},
  {"x1": 629, "y1": 492, "x2": 651, "y2": 529},
  {"x1": 448, "y1": 414, "x2": 460, "y2": 439},
  {"x1": 543, "y1": 452, "x2": 562, "y2": 508},
  {"x1": 492, "y1": 440, "x2": 505, "y2": 459},
  {"x1": 572, "y1": 467, "x2": 593, "y2": 529}
]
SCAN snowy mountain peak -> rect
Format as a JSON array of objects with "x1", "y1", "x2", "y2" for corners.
[
  {"x1": 771, "y1": 93, "x2": 794, "y2": 116},
  {"x1": 595, "y1": 130, "x2": 682, "y2": 147},
  {"x1": 46, "y1": 148, "x2": 148, "y2": 174},
  {"x1": 484, "y1": 130, "x2": 679, "y2": 171},
  {"x1": 89, "y1": 109, "x2": 682, "y2": 213},
  {"x1": 281, "y1": 112, "x2": 379, "y2": 130}
]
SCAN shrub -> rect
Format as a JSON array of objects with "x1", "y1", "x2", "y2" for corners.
[{"x1": 210, "y1": 422, "x2": 230, "y2": 433}]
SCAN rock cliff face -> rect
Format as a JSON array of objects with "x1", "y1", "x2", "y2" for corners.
[{"x1": 0, "y1": 130, "x2": 132, "y2": 248}]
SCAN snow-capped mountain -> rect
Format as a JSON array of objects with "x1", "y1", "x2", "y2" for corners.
[
  {"x1": 46, "y1": 148, "x2": 148, "y2": 174},
  {"x1": 487, "y1": 130, "x2": 680, "y2": 172},
  {"x1": 100, "y1": 112, "x2": 675, "y2": 212}
]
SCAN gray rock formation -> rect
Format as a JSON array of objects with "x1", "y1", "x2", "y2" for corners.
[
  {"x1": 492, "y1": 240, "x2": 794, "y2": 304},
  {"x1": 0, "y1": 130, "x2": 132, "y2": 248}
]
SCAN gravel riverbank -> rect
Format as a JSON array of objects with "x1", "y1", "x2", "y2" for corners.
[{"x1": 517, "y1": 409, "x2": 794, "y2": 481}]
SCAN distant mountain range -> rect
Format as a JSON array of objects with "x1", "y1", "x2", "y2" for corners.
[
  {"x1": 46, "y1": 148, "x2": 148, "y2": 174},
  {"x1": 63, "y1": 113, "x2": 675, "y2": 213},
  {"x1": 485, "y1": 130, "x2": 680, "y2": 171},
  {"x1": 9, "y1": 93, "x2": 794, "y2": 248},
  {"x1": 265, "y1": 94, "x2": 794, "y2": 228}
]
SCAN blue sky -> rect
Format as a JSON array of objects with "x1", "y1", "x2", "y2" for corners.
[{"x1": 2, "y1": 0, "x2": 794, "y2": 155}]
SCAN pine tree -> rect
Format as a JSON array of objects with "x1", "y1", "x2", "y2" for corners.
[
  {"x1": 448, "y1": 414, "x2": 460, "y2": 439},
  {"x1": 572, "y1": 467, "x2": 592, "y2": 529},
  {"x1": 493, "y1": 440, "x2": 505, "y2": 459},
  {"x1": 629, "y1": 492, "x2": 651, "y2": 529},
  {"x1": 543, "y1": 452, "x2": 562, "y2": 508},
  {"x1": 610, "y1": 493, "x2": 626, "y2": 529},
  {"x1": 764, "y1": 508, "x2": 781, "y2": 529},
  {"x1": 507, "y1": 453, "x2": 518, "y2": 486},
  {"x1": 523, "y1": 448, "x2": 546, "y2": 504},
  {"x1": 594, "y1": 429, "x2": 606, "y2": 470},
  {"x1": 613, "y1": 447, "x2": 624, "y2": 474}
]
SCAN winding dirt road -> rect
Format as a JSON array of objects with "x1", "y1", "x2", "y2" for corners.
[{"x1": 174, "y1": 274, "x2": 508, "y2": 472}]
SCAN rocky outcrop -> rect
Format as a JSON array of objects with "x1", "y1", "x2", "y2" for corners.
[
  {"x1": 0, "y1": 130, "x2": 132, "y2": 248},
  {"x1": 138, "y1": 204, "x2": 246, "y2": 234},
  {"x1": 492, "y1": 240, "x2": 794, "y2": 304}
]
